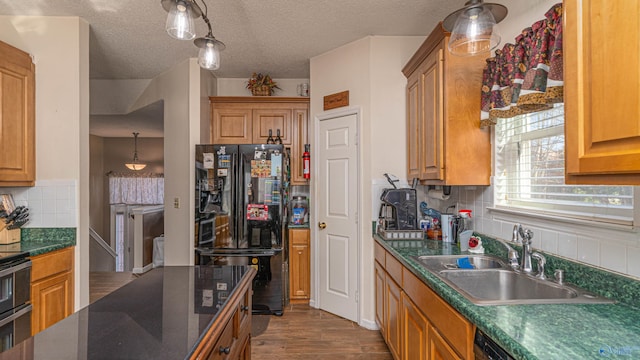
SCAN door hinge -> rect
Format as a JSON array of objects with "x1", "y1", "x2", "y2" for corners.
[
  {"x1": 355, "y1": 211, "x2": 358, "y2": 224},
  {"x1": 355, "y1": 290, "x2": 359, "y2": 303}
]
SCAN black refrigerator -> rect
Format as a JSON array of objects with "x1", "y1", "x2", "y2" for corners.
[{"x1": 195, "y1": 144, "x2": 287, "y2": 315}]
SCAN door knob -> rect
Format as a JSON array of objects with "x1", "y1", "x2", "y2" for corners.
[{"x1": 318, "y1": 222, "x2": 327, "y2": 229}]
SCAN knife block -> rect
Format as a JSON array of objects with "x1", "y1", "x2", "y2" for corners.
[{"x1": 0, "y1": 223, "x2": 20, "y2": 244}]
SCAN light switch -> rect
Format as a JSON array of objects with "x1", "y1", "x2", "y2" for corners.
[{"x1": 174, "y1": 197, "x2": 180, "y2": 209}]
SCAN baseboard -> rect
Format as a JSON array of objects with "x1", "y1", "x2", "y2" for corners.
[
  {"x1": 133, "y1": 263, "x2": 154, "y2": 274},
  {"x1": 359, "y1": 318, "x2": 379, "y2": 331},
  {"x1": 309, "y1": 299, "x2": 317, "y2": 308}
]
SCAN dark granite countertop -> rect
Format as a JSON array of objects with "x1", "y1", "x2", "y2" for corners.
[
  {"x1": 2, "y1": 265, "x2": 252, "y2": 360},
  {"x1": 375, "y1": 235, "x2": 640, "y2": 360}
]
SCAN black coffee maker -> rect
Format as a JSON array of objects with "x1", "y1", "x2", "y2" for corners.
[{"x1": 378, "y1": 188, "x2": 418, "y2": 231}]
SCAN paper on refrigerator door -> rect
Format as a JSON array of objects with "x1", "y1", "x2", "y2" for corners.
[{"x1": 271, "y1": 153, "x2": 282, "y2": 176}]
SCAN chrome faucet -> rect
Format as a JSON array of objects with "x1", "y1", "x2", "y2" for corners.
[
  {"x1": 512, "y1": 224, "x2": 534, "y2": 274},
  {"x1": 496, "y1": 238, "x2": 520, "y2": 270}
]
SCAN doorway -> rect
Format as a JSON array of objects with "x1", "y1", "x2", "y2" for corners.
[{"x1": 314, "y1": 107, "x2": 360, "y2": 323}]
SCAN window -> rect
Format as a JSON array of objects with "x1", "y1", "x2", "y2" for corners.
[{"x1": 495, "y1": 104, "x2": 634, "y2": 225}]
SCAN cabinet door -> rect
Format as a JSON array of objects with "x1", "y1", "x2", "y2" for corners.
[
  {"x1": 406, "y1": 70, "x2": 421, "y2": 180},
  {"x1": 429, "y1": 326, "x2": 461, "y2": 360},
  {"x1": 289, "y1": 228, "x2": 310, "y2": 301},
  {"x1": 402, "y1": 293, "x2": 429, "y2": 360},
  {"x1": 31, "y1": 271, "x2": 73, "y2": 335},
  {"x1": 252, "y1": 109, "x2": 292, "y2": 145},
  {"x1": 211, "y1": 106, "x2": 253, "y2": 144},
  {"x1": 385, "y1": 275, "x2": 402, "y2": 360},
  {"x1": 291, "y1": 109, "x2": 309, "y2": 185},
  {"x1": 0, "y1": 41, "x2": 35, "y2": 187},
  {"x1": 420, "y1": 48, "x2": 444, "y2": 181},
  {"x1": 564, "y1": 0, "x2": 640, "y2": 185},
  {"x1": 374, "y1": 261, "x2": 386, "y2": 336}
]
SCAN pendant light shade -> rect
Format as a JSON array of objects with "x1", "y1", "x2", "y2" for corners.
[
  {"x1": 195, "y1": 36, "x2": 225, "y2": 70},
  {"x1": 161, "y1": 0, "x2": 226, "y2": 70},
  {"x1": 125, "y1": 132, "x2": 147, "y2": 171},
  {"x1": 443, "y1": 0, "x2": 507, "y2": 56},
  {"x1": 162, "y1": 0, "x2": 202, "y2": 40}
]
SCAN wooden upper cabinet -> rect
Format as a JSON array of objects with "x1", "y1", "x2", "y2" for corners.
[
  {"x1": 0, "y1": 40, "x2": 35, "y2": 187},
  {"x1": 402, "y1": 24, "x2": 490, "y2": 185},
  {"x1": 291, "y1": 109, "x2": 308, "y2": 184},
  {"x1": 212, "y1": 106, "x2": 253, "y2": 144},
  {"x1": 209, "y1": 96, "x2": 309, "y2": 185},
  {"x1": 564, "y1": 0, "x2": 640, "y2": 185},
  {"x1": 406, "y1": 70, "x2": 421, "y2": 180},
  {"x1": 252, "y1": 109, "x2": 292, "y2": 145}
]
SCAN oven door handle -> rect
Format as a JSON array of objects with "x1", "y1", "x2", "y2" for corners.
[
  {"x1": 0, "y1": 304, "x2": 32, "y2": 328},
  {"x1": 0, "y1": 260, "x2": 31, "y2": 278}
]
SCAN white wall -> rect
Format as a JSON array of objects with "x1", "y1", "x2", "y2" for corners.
[
  {"x1": 0, "y1": 15, "x2": 90, "y2": 309},
  {"x1": 129, "y1": 58, "x2": 213, "y2": 266},
  {"x1": 310, "y1": 36, "x2": 424, "y2": 328}
]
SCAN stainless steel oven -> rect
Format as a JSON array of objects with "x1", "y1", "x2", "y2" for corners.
[{"x1": 0, "y1": 253, "x2": 31, "y2": 353}]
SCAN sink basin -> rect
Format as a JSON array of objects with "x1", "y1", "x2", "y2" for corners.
[
  {"x1": 410, "y1": 255, "x2": 615, "y2": 306},
  {"x1": 411, "y1": 255, "x2": 508, "y2": 271}
]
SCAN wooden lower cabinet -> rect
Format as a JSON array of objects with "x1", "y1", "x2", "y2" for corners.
[
  {"x1": 374, "y1": 261, "x2": 386, "y2": 337},
  {"x1": 30, "y1": 247, "x2": 74, "y2": 335},
  {"x1": 386, "y1": 275, "x2": 402, "y2": 360},
  {"x1": 289, "y1": 228, "x2": 310, "y2": 303},
  {"x1": 190, "y1": 268, "x2": 255, "y2": 360},
  {"x1": 429, "y1": 326, "x2": 462, "y2": 360},
  {"x1": 402, "y1": 293, "x2": 428, "y2": 360},
  {"x1": 374, "y1": 241, "x2": 474, "y2": 360}
]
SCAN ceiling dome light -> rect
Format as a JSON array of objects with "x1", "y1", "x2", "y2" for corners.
[
  {"x1": 162, "y1": 0, "x2": 202, "y2": 40},
  {"x1": 442, "y1": 0, "x2": 507, "y2": 56},
  {"x1": 195, "y1": 36, "x2": 225, "y2": 70}
]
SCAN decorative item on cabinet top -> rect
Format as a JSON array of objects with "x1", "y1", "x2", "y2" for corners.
[{"x1": 247, "y1": 72, "x2": 281, "y2": 96}]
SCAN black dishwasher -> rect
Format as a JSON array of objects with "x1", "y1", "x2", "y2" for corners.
[{"x1": 474, "y1": 329, "x2": 514, "y2": 360}]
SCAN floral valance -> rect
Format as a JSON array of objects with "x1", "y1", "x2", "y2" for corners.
[{"x1": 480, "y1": 3, "x2": 563, "y2": 127}]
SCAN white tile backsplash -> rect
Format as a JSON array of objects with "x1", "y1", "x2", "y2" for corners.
[
  {"x1": 419, "y1": 183, "x2": 640, "y2": 278},
  {"x1": 1, "y1": 179, "x2": 77, "y2": 228}
]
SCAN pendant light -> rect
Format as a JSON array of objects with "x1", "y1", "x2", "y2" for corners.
[
  {"x1": 442, "y1": 0, "x2": 507, "y2": 57},
  {"x1": 125, "y1": 132, "x2": 147, "y2": 171},
  {"x1": 161, "y1": 0, "x2": 226, "y2": 70}
]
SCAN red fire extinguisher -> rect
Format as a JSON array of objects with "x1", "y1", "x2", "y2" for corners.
[{"x1": 303, "y1": 144, "x2": 310, "y2": 179}]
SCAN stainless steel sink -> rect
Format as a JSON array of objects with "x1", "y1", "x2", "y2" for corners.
[
  {"x1": 410, "y1": 255, "x2": 615, "y2": 306},
  {"x1": 412, "y1": 255, "x2": 508, "y2": 271}
]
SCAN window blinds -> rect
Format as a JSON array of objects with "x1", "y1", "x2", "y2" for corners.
[{"x1": 495, "y1": 104, "x2": 633, "y2": 224}]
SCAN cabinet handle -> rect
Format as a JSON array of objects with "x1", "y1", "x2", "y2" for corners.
[
  {"x1": 219, "y1": 346, "x2": 231, "y2": 354},
  {"x1": 241, "y1": 305, "x2": 249, "y2": 312}
]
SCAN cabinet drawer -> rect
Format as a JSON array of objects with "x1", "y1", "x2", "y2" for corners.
[
  {"x1": 403, "y1": 268, "x2": 473, "y2": 359},
  {"x1": 374, "y1": 242, "x2": 385, "y2": 266},
  {"x1": 385, "y1": 252, "x2": 403, "y2": 286},
  {"x1": 31, "y1": 247, "x2": 74, "y2": 282},
  {"x1": 290, "y1": 228, "x2": 309, "y2": 245}
]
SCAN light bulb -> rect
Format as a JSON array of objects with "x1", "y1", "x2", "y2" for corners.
[
  {"x1": 448, "y1": 6, "x2": 501, "y2": 56},
  {"x1": 166, "y1": 0, "x2": 196, "y2": 40},
  {"x1": 198, "y1": 40, "x2": 221, "y2": 70}
]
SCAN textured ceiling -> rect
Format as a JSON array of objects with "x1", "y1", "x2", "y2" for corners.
[{"x1": 0, "y1": 0, "x2": 460, "y2": 79}]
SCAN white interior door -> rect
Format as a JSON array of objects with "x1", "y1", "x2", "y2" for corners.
[{"x1": 317, "y1": 111, "x2": 359, "y2": 322}]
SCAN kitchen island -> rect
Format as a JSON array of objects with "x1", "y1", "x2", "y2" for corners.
[{"x1": 1, "y1": 265, "x2": 256, "y2": 360}]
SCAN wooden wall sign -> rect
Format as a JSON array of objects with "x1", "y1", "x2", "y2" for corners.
[{"x1": 323, "y1": 91, "x2": 349, "y2": 111}]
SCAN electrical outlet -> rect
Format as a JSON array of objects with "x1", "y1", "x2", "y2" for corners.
[{"x1": 174, "y1": 197, "x2": 180, "y2": 209}]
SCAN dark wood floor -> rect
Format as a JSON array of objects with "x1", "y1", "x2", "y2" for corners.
[
  {"x1": 90, "y1": 273, "x2": 391, "y2": 358},
  {"x1": 252, "y1": 304, "x2": 392, "y2": 359},
  {"x1": 89, "y1": 271, "x2": 138, "y2": 303}
]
